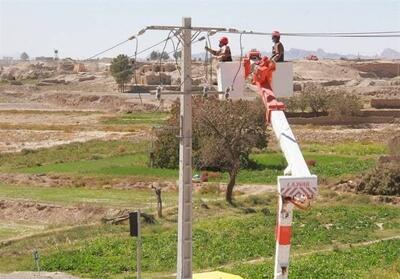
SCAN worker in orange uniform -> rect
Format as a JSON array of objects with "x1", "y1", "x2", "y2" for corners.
[
  {"x1": 271, "y1": 31, "x2": 284, "y2": 62},
  {"x1": 205, "y1": 36, "x2": 233, "y2": 62}
]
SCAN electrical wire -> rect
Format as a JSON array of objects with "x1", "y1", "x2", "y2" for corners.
[
  {"x1": 231, "y1": 32, "x2": 244, "y2": 91},
  {"x1": 85, "y1": 39, "x2": 131, "y2": 60},
  {"x1": 129, "y1": 37, "x2": 171, "y2": 58},
  {"x1": 282, "y1": 30, "x2": 400, "y2": 36},
  {"x1": 204, "y1": 40, "x2": 209, "y2": 86},
  {"x1": 191, "y1": 31, "x2": 202, "y2": 42},
  {"x1": 283, "y1": 34, "x2": 400, "y2": 38},
  {"x1": 219, "y1": 30, "x2": 400, "y2": 38},
  {"x1": 86, "y1": 27, "x2": 400, "y2": 61},
  {"x1": 206, "y1": 32, "x2": 213, "y2": 85},
  {"x1": 170, "y1": 36, "x2": 181, "y2": 76},
  {"x1": 133, "y1": 37, "x2": 142, "y2": 104},
  {"x1": 158, "y1": 30, "x2": 174, "y2": 85}
]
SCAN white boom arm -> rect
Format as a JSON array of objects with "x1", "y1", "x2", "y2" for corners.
[{"x1": 270, "y1": 111, "x2": 318, "y2": 279}]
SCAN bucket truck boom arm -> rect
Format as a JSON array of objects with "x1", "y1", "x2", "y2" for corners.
[{"x1": 244, "y1": 55, "x2": 318, "y2": 279}]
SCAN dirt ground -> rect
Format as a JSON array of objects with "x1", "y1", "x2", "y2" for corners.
[
  {"x1": 0, "y1": 129, "x2": 133, "y2": 153},
  {"x1": 0, "y1": 173, "x2": 176, "y2": 190},
  {"x1": 292, "y1": 123, "x2": 400, "y2": 144},
  {"x1": 0, "y1": 200, "x2": 118, "y2": 226},
  {"x1": 0, "y1": 58, "x2": 398, "y2": 249},
  {"x1": 0, "y1": 272, "x2": 79, "y2": 279}
]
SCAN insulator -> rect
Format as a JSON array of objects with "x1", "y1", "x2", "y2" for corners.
[
  {"x1": 224, "y1": 87, "x2": 230, "y2": 100},
  {"x1": 202, "y1": 86, "x2": 208, "y2": 98},
  {"x1": 156, "y1": 86, "x2": 162, "y2": 100}
]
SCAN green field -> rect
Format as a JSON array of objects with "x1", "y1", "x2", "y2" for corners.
[
  {"x1": 15, "y1": 150, "x2": 375, "y2": 184},
  {"x1": 0, "y1": 111, "x2": 395, "y2": 278},
  {"x1": 101, "y1": 112, "x2": 168, "y2": 126},
  {"x1": 225, "y1": 239, "x2": 400, "y2": 279},
  {"x1": 0, "y1": 184, "x2": 177, "y2": 208},
  {"x1": 1, "y1": 197, "x2": 399, "y2": 278}
]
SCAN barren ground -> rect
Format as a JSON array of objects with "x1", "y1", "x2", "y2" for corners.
[{"x1": 0, "y1": 59, "x2": 398, "y2": 278}]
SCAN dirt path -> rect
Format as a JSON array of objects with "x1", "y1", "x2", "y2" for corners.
[{"x1": 0, "y1": 272, "x2": 79, "y2": 279}]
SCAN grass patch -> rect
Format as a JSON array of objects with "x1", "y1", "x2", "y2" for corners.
[
  {"x1": 225, "y1": 239, "x2": 400, "y2": 279},
  {"x1": 233, "y1": 152, "x2": 375, "y2": 184},
  {"x1": 17, "y1": 151, "x2": 374, "y2": 184},
  {"x1": 2, "y1": 203, "x2": 399, "y2": 278},
  {"x1": 0, "y1": 140, "x2": 148, "y2": 171},
  {"x1": 0, "y1": 184, "x2": 177, "y2": 208},
  {"x1": 20, "y1": 154, "x2": 177, "y2": 180},
  {"x1": 0, "y1": 223, "x2": 44, "y2": 240},
  {"x1": 302, "y1": 142, "x2": 387, "y2": 157},
  {"x1": 101, "y1": 112, "x2": 168, "y2": 126}
]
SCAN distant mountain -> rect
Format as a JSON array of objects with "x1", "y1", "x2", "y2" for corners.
[
  {"x1": 380, "y1": 48, "x2": 400, "y2": 59},
  {"x1": 285, "y1": 48, "x2": 358, "y2": 60},
  {"x1": 192, "y1": 48, "x2": 400, "y2": 61}
]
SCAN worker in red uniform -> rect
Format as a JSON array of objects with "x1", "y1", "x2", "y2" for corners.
[
  {"x1": 205, "y1": 36, "x2": 232, "y2": 62},
  {"x1": 271, "y1": 31, "x2": 284, "y2": 62}
]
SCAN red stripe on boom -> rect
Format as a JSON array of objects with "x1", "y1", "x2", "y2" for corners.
[{"x1": 276, "y1": 225, "x2": 292, "y2": 245}]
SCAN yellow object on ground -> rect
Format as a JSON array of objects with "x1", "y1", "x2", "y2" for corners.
[{"x1": 193, "y1": 271, "x2": 244, "y2": 279}]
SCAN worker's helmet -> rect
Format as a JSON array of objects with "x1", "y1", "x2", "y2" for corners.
[
  {"x1": 219, "y1": 36, "x2": 229, "y2": 46},
  {"x1": 272, "y1": 31, "x2": 281, "y2": 38}
]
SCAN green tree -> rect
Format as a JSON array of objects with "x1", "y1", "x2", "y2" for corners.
[
  {"x1": 152, "y1": 97, "x2": 268, "y2": 204},
  {"x1": 160, "y1": 51, "x2": 169, "y2": 60},
  {"x1": 149, "y1": 51, "x2": 170, "y2": 61},
  {"x1": 110, "y1": 54, "x2": 132, "y2": 92},
  {"x1": 20, "y1": 52, "x2": 29, "y2": 61},
  {"x1": 149, "y1": 50, "x2": 159, "y2": 61},
  {"x1": 173, "y1": 51, "x2": 182, "y2": 60}
]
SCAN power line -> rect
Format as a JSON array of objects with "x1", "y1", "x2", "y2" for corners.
[
  {"x1": 283, "y1": 34, "x2": 400, "y2": 38},
  {"x1": 85, "y1": 26, "x2": 400, "y2": 61},
  {"x1": 85, "y1": 38, "x2": 131, "y2": 60},
  {"x1": 283, "y1": 30, "x2": 400, "y2": 35},
  {"x1": 219, "y1": 29, "x2": 400, "y2": 38}
]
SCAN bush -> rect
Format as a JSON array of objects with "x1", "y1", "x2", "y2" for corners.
[
  {"x1": 152, "y1": 126, "x2": 179, "y2": 169},
  {"x1": 357, "y1": 162, "x2": 400, "y2": 196},
  {"x1": 388, "y1": 135, "x2": 400, "y2": 156},
  {"x1": 284, "y1": 86, "x2": 363, "y2": 118},
  {"x1": 327, "y1": 91, "x2": 363, "y2": 118},
  {"x1": 302, "y1": 83, "x2": 330, "y2": 116}
]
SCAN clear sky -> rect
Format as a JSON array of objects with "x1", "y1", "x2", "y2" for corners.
[{"x1": 1, "y1": 0, "x2": 399, "y2": 59}]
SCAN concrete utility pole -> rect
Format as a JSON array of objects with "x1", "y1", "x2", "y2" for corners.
[
  {"x1": 145, "y1": 19, "x2": 225, "y2": 279},
  {"x1": 177, "y1": 17, "x2": 193, "y2": 279}
]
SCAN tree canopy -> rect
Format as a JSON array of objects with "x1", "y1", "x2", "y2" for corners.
[
  {"x1": 110, "y1": 54, "x2": 132, "y2": 92},
  {"x1": 149, "y1": 51, "x2": 170, "y2": 61},
  {"x1": 20, "y1": 52, "x2": 29, "y2": 61},
  {"x1": 152, "y1": 97, "x2": 268, "y2": 203}
]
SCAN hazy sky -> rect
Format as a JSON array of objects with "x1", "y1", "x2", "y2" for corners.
[{"x1": 1, "y1": 0, "x2": 399, "y2": 59}]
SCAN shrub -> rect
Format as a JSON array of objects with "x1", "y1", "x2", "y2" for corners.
[
  {"x1": 302, "y1": 83, "x2": 330, "y2": 116},
  {"x1": 357, "y1": 162, "x2": 400, "y2": 196},
  {"x1": 152, "y1": 126, "x2": 179, "y2": 169},
  {"x1": 388, "y1": 135, "x2": 400, "y2": 156},
  {"x1": 327, "y1": 91, "x2": 363, "y2": 118}
]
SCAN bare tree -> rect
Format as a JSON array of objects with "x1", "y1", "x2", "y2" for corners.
[
  {"x1": 152, "y1": 97, "x2": 268, "y2": 204},
  {"x1": 193, "y1": 98, "x2": 267, "y2": 203}
]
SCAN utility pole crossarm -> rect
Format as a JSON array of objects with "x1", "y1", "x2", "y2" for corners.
[{"x1": 146, "y1": 25, "x2": 227, "y2": 32}]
